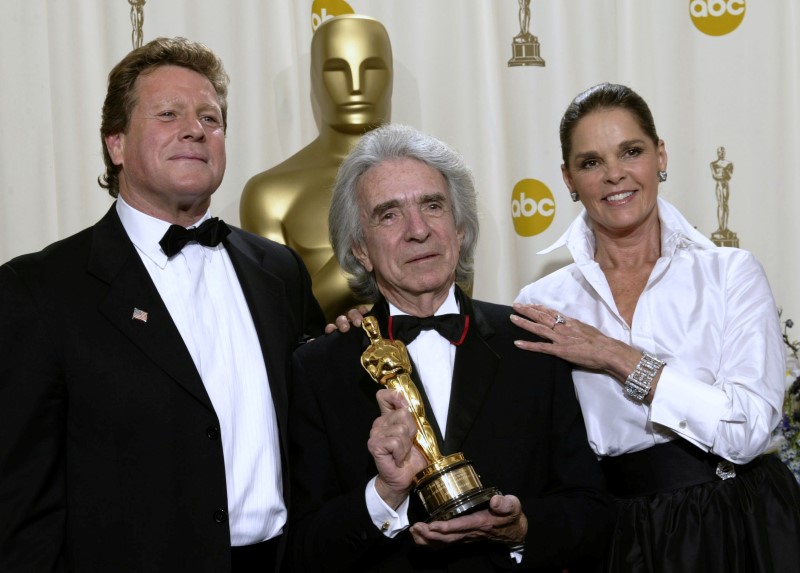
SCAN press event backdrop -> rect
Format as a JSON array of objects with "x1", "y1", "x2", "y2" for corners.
[{"x1": 2, "y1": 1, "x2": 799, "y2": 328}]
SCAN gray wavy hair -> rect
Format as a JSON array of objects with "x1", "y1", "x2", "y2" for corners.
[{"x1": 329, "y1": 124, "x2": 479, "y2": 302}]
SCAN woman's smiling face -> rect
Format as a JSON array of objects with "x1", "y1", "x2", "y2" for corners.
[{"x1": 562, "y1": 107, "x2": 667, "y2": 237}]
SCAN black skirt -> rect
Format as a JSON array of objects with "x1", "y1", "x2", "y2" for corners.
[{"x1": 604, "y1": 443, "x2": 800, "y2": 572}]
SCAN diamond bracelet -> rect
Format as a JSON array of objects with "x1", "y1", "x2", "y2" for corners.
[{"x1": 624, "y1": 352, "x2": 665, "y2": 402}]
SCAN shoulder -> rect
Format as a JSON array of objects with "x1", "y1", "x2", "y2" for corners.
[
  {"x1": 226, "y1": 226, "x2": 304, "y2": 267},
  {"x1": 471, "y1": 298, "x2": 512, "y2": 325},
  {"x1": 515, "y1": 263, "x2": 579, "y2": 304},
  {"x1": 680, "y1": 244, "x2": 766, "y2": 278},
  {"x1": 471, "y1": 298, "x2": 549, "y2": 346},
  {"x1": 710, "y1": 247, "x2": 772, "y2": 295},
  {"x1": 701, "y1": 245, "x2": 760, "y2": 265},
  {"x1": 227, "y1": 225, "x2": 284, "y2": 248},
  {"x1": 1, "y1": 224, "x2": 107, "y2": 325},
  {"x1": 470, "y1": 300, "x2": 571, "y2": 388},
  {"x1": 2, "y1": 225, "x2": 95, "y2": 282},
  {"x1": 294, "y1": 328, "x2": 363, "y2": 362},
  {"x1": 292, "y1": 329, "x2": 366, "y2": 385}
]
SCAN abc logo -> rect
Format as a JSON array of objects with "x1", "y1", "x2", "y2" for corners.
[
  {"x1": 311, "y1": 0, "x2": 354, "y2": 31},
  {"x1": 511, "y1": 179, "x2": 555, "y2": 237},
  {"x1": 689, "y1": 0, "x2": 745, "y2": 36}
]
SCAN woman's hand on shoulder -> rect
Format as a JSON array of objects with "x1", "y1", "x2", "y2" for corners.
[
  {"x1": 510, "y1": 303, "x2": 640, "y2": 380},
  {"x1": 324, "y1": 305, "x2": 370, "y2": 334}
]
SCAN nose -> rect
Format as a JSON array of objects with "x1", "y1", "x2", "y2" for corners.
[
  {"x1": 604, "y1": 159, "x2": 625, "y2": 183},
  {"x1": 403, "y1": 206, "x2": 431, "y2": 242},
  {"x1": 348, "y1": 61, "x2": 362, "y2": 94},
  {"x1": 181, "y1": 115, "x2": 206, "y2": 140}
]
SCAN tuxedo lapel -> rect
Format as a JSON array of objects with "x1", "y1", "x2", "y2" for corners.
[
  {"x1": 89, "y1": 206, "x2": 214, "y2": 411},
  {"x1": 443, "y1": 299, "x2": 499, "y2": 454},
  {"x1": 223, "y1": 231, "x2": 293, "y2": 423}
]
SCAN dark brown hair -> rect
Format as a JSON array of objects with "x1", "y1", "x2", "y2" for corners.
[{"x1": 559, "y1": 82, "x2": 659, "y2": 166}]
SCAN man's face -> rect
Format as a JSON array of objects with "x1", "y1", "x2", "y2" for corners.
[
  {"x1": 105, "y1": 65, "x2": 226, "y2": 220},
  {"x1": 352, "y1": 158, "x2": 464, "y2": 311},
  {"x1": 312, "y1": 17, "x2": 392, "y2": 133}
]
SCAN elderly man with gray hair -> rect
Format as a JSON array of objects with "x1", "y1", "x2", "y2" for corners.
[{"x1": 286, "y1": 124, "x2": 614, "y2": 572}]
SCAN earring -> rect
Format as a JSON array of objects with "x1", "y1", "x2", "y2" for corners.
[
  {"x1": 570, "y1": 191, "x2": 579, "y2": 202},
  {"x1": 658, "y1": 170, "x2": 668, "y2": 182}
]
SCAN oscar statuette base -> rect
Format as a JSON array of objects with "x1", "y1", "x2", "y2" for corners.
[
  {"x1": 508, "y1": 33, "x2": 545, "y2": 67},
  {"x1": 711, "y1": 228, "x2": 739, "y2": 248},
  {"x1": 414, "y1": 452, "x2": 502, "y2": 522}
]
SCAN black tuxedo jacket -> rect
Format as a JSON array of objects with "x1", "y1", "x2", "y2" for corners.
[
  {"x1": 0, "y1": 204, "x2": 324, "y2": 572},
  {"x1": 287, "y1": 293, "x2": 614, "y2": 572}
]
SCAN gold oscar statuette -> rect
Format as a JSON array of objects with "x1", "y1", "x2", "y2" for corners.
[
  {"x1": 128, "y1": 0, "x2": 146, "y2": 50},
  {"x1": 508, "y1": 0, "x2": 545, "y2": 67},
  {"x1": 710, "y1": 146, "x2": 739, "y2": 247},
  {"x1": 360, "y1": 316, "x2": 500, "y2": 521}
]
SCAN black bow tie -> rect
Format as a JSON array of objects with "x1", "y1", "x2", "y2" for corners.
[
  {"x1": 389, "y1": 313, "x2": 469, "y2": 346},
  {"x1": 159, "y1": 217, "x2": 231, "y2": 257}
]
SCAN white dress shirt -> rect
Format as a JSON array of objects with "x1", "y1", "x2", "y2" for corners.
[
  {"x1": 516, "y1": 197, "x2": 785, "y2": 464},
  {"x1": 116, "y1": 198, "x2": 286, "y2": 545}
]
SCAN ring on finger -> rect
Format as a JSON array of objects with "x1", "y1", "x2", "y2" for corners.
[{"x1": 553, "y1": 314, "x2": 567, "y2": 328}]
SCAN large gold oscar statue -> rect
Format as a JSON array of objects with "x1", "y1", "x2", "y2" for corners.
[{"x1": 240, "y1": 15, "x2": 392, "y2": 320}]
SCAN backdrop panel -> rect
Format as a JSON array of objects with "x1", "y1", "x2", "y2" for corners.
[{"x1": 1, "y1": 0, "x2": 798, "y2": 327}]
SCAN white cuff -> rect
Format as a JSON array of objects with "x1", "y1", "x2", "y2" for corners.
[
  {"x1": 365, "y1": 476, "x2": 410, "y2": 537},
  {"x1": 650, "y1": 366, "x2": 731, "y2": 447}
]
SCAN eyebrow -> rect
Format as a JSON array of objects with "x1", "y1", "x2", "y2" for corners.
[
  {"x1": 417, "y1": 192, "x2": 448, "y2": 204},
  {"x1": 572, "y1": 138, "x2": 647, "y2": 162},
  {"x1": 617, "y1": 138, "x2": 647, "y2": 150},
  {"x1": 371, "y1": 198, "x2": 402, "y2": 218},
  {"x1": 369, "y1": 192, "x2": 448, "y2": 218}
]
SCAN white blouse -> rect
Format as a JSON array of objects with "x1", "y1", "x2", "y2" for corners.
[{"x1": 516, "y1": 198, "x2": 784, "y2": 464}]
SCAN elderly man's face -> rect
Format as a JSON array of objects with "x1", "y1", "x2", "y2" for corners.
[{"x1": 352, "y1": 158, "x2": 463, "y2": 311}]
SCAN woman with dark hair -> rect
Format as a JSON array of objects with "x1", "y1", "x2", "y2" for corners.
[{"x1": 513, "y1": 82, "x2": 800, "y2": 572}]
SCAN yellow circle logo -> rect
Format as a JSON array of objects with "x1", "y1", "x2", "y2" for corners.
[
  {"x1": 511, "y1": 179, "x2": 556, "y2": 237},
  {"x1": 689, "y1": 0, "x2": 745, "y2": 36},
  {"x1": 311, "y1": 0, "x2": 355, "y2": 32}
]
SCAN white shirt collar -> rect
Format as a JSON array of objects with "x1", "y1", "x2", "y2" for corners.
[
  {"x1": 537, "y1": 197, "x2": 716, "y2": 263},
  {"x1": 116, "y1": 196, "x2": 213, "y2": 269}
]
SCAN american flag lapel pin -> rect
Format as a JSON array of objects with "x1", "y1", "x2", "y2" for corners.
[{"x1": 132, "y1": 308, "x2": 149, "y2": 323}]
